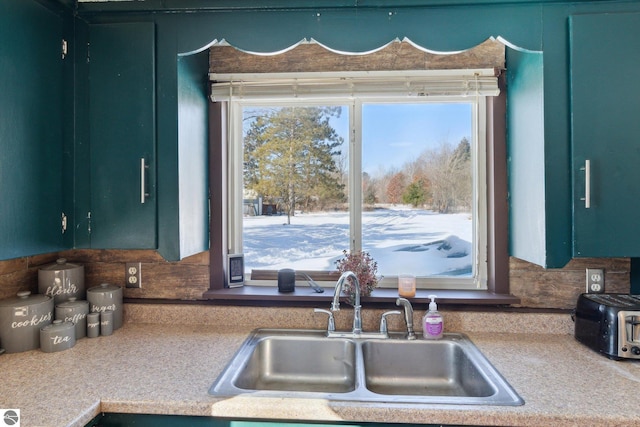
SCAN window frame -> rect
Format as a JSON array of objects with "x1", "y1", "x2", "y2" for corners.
[{"x1": 204, "y1": 73, "x2": 516, "y2": 305}]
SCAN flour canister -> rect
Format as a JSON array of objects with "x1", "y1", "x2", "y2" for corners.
[
  {"x1": 40, "y1": 320, "x2": 75, "y2": 352},
  {"x1": 55, "y1": 298, "x2": 89, "y2": 339},
  {"x1": 87, "y1": 283, "x2": 123, "y2": 330},
  {"x1": 0, "y1": 291, "x2": 53, "y2": 353},
  {"x1": 38, "y1": 258, "x2": 85, "y2": 304}
]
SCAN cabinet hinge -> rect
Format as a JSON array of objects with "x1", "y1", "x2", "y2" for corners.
[
  {"x1": 87, "y1": 211, "x2": 92, "y2": 235},
  {"x1": 61, "y1": 39, "x2": 68, "y2": 59},
  {"x1": 61, "y1": 212, "x2": 67, "y2": 234}
]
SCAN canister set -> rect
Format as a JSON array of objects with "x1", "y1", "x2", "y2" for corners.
[{"x1": 0, "y1": 258, "x2": 123, "y2": 354}]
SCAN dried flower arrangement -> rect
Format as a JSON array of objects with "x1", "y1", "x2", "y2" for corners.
[{"x1": 335, "y1": 249, "x2": 381, "y2": 302}]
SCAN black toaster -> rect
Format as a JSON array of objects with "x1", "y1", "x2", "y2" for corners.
[{"x1": 574, "y1": 293, "x2": 640, "y2": 360}]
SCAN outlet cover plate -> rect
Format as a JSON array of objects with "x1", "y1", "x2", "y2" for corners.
[
  {"x1": 126, "y1": 262, "x2": 142, "y2": 289},
  {"x1": 586, "y1": 268, "x2": 604, "y2": 293}
]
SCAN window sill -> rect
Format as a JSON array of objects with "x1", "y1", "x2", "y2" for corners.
[{"x1": 202, "y1": 285, "x2": 520, "y2": 307}]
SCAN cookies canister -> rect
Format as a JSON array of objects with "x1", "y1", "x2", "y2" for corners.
[
  {"x1": 87, "y1": 283, "x2": 123, "y2": 330},
  {"x1": 38, "y1": 258, "x2": 85, "y2": 304},
  {"x1": 55, "y1": 298, "x2": 89, "y2": 339},
  {"x1": 40, "y1": 320, "x2": 75, "y2": 352},
  {"x1": 0, "y1": 291, "x2": 53, "y2": 353}
]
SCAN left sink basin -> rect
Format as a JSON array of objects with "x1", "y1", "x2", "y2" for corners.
[
  {"x1": 210, "y1": 329, "x2": 358, "y2": 398},
  {"x1": 235, "y1": 335, "x2": 357, "y2": 393}
]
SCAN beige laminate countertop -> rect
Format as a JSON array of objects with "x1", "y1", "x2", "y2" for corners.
[{"x1": 1, "y1": 304, "x2": 639, "y2": 427}]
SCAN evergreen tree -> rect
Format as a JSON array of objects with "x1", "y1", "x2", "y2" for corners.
[
  {"x1": 243, "y1": 106, "x2": 345, "y2": 223},
  {"x1": 403, "y1": 179, "x2": 427, "y2": 207}
]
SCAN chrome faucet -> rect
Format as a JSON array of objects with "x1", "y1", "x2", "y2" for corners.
[
  {"x1": 331, "y1": 271, "x2": 362, "y2": 335},
  {"x1": 396, "y1": 297, "x2": 416, "y2": 340}
]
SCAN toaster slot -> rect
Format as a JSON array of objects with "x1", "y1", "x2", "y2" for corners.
[
  {"x1": 626, "y1": 314, "x2": 640, "y2": 342},
  {"x1": 618, "y1": 311, "x2": 640, "y2": 358}
]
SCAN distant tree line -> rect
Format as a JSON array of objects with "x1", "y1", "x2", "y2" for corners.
[
  {"x1": 243, "y1": 106, "x2": 472, "y2": 222},
  {"x1": 363, "y1": 138, "x2": 472, "y2": 213}
]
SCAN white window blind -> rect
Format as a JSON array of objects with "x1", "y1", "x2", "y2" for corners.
[{"x1": 209, "y1": 69, "x2": 499, "y2": 101}]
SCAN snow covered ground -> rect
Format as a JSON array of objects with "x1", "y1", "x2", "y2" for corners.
[{"x1": 242, "y1": 206, "x2": 473, "y2": 278}]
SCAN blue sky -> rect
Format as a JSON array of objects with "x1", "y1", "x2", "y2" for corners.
[{"x1": 332, "y1": 102, "x2": 473, "y2": 177}]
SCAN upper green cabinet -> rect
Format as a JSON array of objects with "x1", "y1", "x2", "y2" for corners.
[
  {"x1": 88, "y1": 22, "x2": 157, "y2": 249},
  {"x1": 0, "y1": 0, "x2": 67, "y2": 259},
  {"x1": 570, "y1": 12, "x2": 640, "y2": 257}
]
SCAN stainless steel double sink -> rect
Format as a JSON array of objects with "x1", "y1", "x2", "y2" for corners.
[{"x1": 209, "y1": 329, "x2": 523, "y2": 406}]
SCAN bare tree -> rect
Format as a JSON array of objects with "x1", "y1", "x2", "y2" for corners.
[
  {"x1": 422, "y1": 138, "x2": 471, "y2": 213},
  {"x1": 386, "y1": 171, "x2": 406, "y2": 205}
]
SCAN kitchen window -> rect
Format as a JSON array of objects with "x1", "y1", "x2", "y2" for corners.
[{"x1": 210, "y1": 70, "x2": 499, "y2": 292}]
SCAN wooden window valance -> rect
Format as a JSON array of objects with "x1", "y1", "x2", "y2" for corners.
[{"x1": 209, "y1": 38, "x2": 505, "y2": 75}]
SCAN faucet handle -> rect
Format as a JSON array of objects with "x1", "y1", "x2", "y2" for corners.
[
  {"x1": 379, "y1": 310, "x2": 402, "y2": 334},
  {"x1": 314, "y1": 308, "x2": 336, "y2": 333}
]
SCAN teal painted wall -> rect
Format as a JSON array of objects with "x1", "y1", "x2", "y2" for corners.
[
  {"x1": 80, "y1": 1, "x2": 554, "y2": 262},
  {"x1": 5, "y1": 0, "x2": 640, "y2": 265},
  {"x1": 80, "y1": 0, "x2": 640, "y2": 266}
]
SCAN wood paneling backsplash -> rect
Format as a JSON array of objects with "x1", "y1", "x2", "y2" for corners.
[
  {"x1": 0, "y1": 250, "x2": 629, "y2": 309},
  {"x1": 0, "y1": 250, "x2": 210, "y2": 302}
]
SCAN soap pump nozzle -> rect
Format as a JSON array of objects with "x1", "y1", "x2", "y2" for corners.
[{"x1": 428, "y1": 294, "x2": 438, "y2": 312}]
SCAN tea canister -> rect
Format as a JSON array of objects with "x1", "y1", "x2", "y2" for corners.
[
  {"x1": 38, "y1": 258, "x2": 85, "y2": 304},
  {"x1": 40, "y1": 320, "x2": 75, "y2": 353},
  {"x1": 87, "y1": 283, "x2": 123, "y2": 330},
  {"x1": 0, "y1": 291, "x2": 53, "y2": 353},
  {"x1": 55, "y1": 298, "x2": 89, "y2": 339}
]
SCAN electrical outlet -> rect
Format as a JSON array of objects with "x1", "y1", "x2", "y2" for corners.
[
  {"x1": 126, "y1": 262, "x2": 142, "y2": 289},
  {"x1": 586, "y1": 268, "x2": 604, "y2": 293}
]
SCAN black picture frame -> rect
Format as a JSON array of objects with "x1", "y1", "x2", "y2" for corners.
[{"x1": 227, "y1": 254, "x2": 245, "y2": 288}]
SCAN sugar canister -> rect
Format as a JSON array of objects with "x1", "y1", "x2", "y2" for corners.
[{"x1": 87, "y1": 283, "x2": 123, "y2": 330}]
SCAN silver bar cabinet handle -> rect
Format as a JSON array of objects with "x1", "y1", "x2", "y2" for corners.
[
  {"x1": 580, "y1": 159, "x2": 591, "y2": 209},
  {"x1": 140, "y1": 158, "x2": 149, "y2": 204}
]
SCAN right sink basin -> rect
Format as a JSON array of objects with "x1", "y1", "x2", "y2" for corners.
[
  {"x1": 209, "y1": 329, "x2": 524, "y2": 406},
  {"x1": 362, "y1": 338, "x2": 502, "y2": 398}
]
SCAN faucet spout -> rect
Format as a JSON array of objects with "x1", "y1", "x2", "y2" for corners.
[
  {"x1": 396, "y1": 297, "x2": 416, "y2": 340},
  {"x1": 332, "y1": 271, "x2": 362, "y2": 334}
]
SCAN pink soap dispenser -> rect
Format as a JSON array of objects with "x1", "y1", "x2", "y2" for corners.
[{"x1": 422, "y1": 295, "x2": 443, "y2": 339}]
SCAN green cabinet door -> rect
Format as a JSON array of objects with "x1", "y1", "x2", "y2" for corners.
[
  {"x1": 570, "y1": 12, "x2": 640, "y2": 257},
  {"x1": 0, "y1": 0, "x2": 66, "y2": 259},
  {"x1": 88, "y1": 22, "x2": 156, "y2": 249}
]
